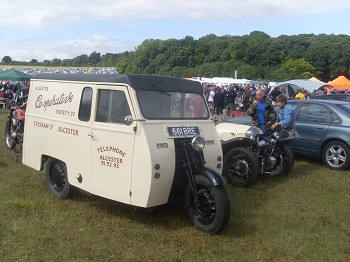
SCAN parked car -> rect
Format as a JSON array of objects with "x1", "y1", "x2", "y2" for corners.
[
  {"x1": 287, "y1": 99, "x2": 350, "y2": 170},
  {"x1": 229, "y1": 99, "x2": 350, "y2": 170},
  {"x1": 315, "y1": 94, "x2": 350, "y2": 102}
]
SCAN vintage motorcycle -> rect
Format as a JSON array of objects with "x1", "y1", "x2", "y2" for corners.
[
  {"x1": 4, "y1": 96, "x2": 26, "y2": 160},
  {"x1": 179, "y1": 135, "x2": 230, "y2": 233},
  {"x1": 216, "y1": 122, "x2": 295, "y2": 187}
]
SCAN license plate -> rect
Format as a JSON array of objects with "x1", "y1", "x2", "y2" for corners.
[{"x1": 167, "y1": 126, "x2": 200, "y2": 137}]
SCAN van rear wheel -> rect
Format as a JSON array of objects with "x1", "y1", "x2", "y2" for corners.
[{"x1": 46, "y1": 158, "x2": 72, "y2": 199}]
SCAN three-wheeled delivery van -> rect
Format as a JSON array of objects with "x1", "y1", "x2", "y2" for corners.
[{"x1": 22, "y1": 74, "x2": 230, "y2": 233}]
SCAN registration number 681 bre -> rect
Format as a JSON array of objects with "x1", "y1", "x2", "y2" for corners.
[{"x1": 167, "y1": 126, "x2": 200, "y2": 137}]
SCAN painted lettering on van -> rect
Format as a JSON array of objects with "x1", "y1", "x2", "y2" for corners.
[
  {"x1": 35, "y1": 92, "x2": 74, "y2": 111},
  {"x1": 97, "y1": 146, "x2": 126, "y2": 169},
  {"x1": 97, "y1": 146, "x2": 126, "y2": 158},
  {"x1": 58, "y1": 126, "x2": 79, "y2": 136},
  {"x1": 56, "y1": 109, "x2": 75, "y2": 117},
  {"x1": 100, "y1": 155, "x2": 122, "y2": 169},
  {"x1": 35, "y1": 86, "x2": 48, "y2": 91},
  {"x1": 34, "y1": 121, "x2": 53, "y2": 129}
]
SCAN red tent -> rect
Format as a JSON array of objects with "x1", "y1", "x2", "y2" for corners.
[{"x1": 328, "y1": 76, "x2": 350, "y2": 90}]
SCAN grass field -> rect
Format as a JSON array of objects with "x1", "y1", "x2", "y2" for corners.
[{"x1": 0, "y1": 108, "x2": 349, "y2": 261}]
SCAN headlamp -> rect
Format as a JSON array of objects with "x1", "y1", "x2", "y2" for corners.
[{"x1": 191, "y1": 135, "x2": 206, "y2": 152}]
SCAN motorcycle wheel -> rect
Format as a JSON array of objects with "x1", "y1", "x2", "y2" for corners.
[
  {"x1": 184, "y1": 174, "x2": 230, "y2": 234},
  {"x1": 46, "y1": 158, "x2": 73, "y2": 199},
  {"x1": 5, "y1": 119, "x2": 14, "y2": 150},
  {"x1": 278, "y1": 144, "x2": 294, "y2": 175},
  {"x1": 223, "y1": 147, "x2": 259, "y2": 187}
]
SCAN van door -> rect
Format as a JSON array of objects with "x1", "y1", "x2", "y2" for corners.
[{"x1": 90, "y1": 86, "x2": 136, "y2": 204}]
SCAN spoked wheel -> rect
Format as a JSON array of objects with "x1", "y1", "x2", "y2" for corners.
[
  {"x1": 184, "y1": 174, "x2": 230, "y2": 234},
  {"x1": 322, "y1": 141, "x2": 350, "y2": 170},
  {"x1": 5, "y1": 120, "x2": 14, "y2": 150},
  {"x1": 5, "y1": 120, "x2": 23, "y2": 154},
  {"x1": 46, "y1": 158, "x2": 73, "y2": 199},
  {"x1": 277, "y1": 143, "x2": 294, "y2": 175},
  {"x1": 223, "y1": 147, "x2": 259, "y2": 187}
]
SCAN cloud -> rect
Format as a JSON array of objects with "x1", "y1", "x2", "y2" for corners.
[
  {"x1": 93, "y1": 34, "x2": 108, "y2": 42},
  {"x1": 2, "y1": 0, "x2": 350, "y2": 28},
  {"x1": 2, "y1": 0, "x2": 350, "y2": 62},
  {"x1": 3, "y1": 39, "x2": 137, "y2": 62}
]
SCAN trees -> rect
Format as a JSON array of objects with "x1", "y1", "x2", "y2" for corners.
[
  {"x1": 3, "y1": 32, "x2": 350, "y2": 81},
  {"x1": 2, "y1": 56, "x2": 12, "y2": 63},
  {"x1": 283, "y1": 58, "x2": 315, "y2": 79},
  {"x1": 88, "y1": 51, "x2": 101, "y2": 65}
]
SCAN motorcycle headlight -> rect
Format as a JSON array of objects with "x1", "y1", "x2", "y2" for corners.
[
  {"x1": 273, "y1": 131, "x2": 281, "y2": 141},
  {"x1": 191, "y1": 135, "x2": 206, "y2": 152},
  {"x1": 12, "y1": 119, "x2": 18, "y2": 125},
  {"x1": 245, "y1": 126, "x2": 264, "y2": 141},
  {"x1": 257, "y1": 140, "x2": 267, "y2": 147}
]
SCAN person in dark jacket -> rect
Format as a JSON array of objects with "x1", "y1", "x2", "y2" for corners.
[
  {"x1": 247, "y1": 89, "x2": 277, "y2": 136},
  {"x1": 269, "y1": 86, "x2": 281, "y2": 102},
  {"x1": 214, "y1": 86, "x2": 225, "y2": 115},
  {"x1": 242, "y1": 85, "x2": 253, "y2": 110},
  {"x1": 226, "y1": 84, "x2": 237, "y2": 111}
]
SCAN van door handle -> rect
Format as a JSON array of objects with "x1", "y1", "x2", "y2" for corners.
[{"x1": 88, "y1": 133, "x2": 95, "y2": 137}]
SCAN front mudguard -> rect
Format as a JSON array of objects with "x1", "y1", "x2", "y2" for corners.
[
  {"x1": 183, "y1": 168, "x2": 225, "y2": 209},
  {"x1": 221, "y1": 137, "x2": 252, "y2": 156},
  {"x1": 201, "y1": 167, "x2": 225, "y2": 186}
]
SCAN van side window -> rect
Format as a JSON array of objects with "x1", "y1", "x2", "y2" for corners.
[
  {"x1": 78, "y1": 87, "x2": 93, "y2": 121},
  {"x1": 96, "y1": 90, "x2": 131, "y2": 123}
]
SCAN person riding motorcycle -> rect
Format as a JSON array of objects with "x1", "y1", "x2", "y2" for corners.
[{"x1": 247, "y1": 89, "x2": 277, "y2": 136}]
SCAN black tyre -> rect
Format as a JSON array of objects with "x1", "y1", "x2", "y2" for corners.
[
  {"x1": 5, "y1": 119, "x2": 14, "y2": 150},
  {"x1": 223, "y1": 147, "x2": 259, "y2": 187},
  {"x1": 278, "y1": 144, "x2": 294, "y2": 175},
  {"x1": 185, "y1": 174, "x2": 230, "y2": 234},
  {"x1": 46, "y1": 158, "x2": 72, "y2": 199},
  {"x1": 322, "y1": 141, "x2": 350, "y2": 170}
]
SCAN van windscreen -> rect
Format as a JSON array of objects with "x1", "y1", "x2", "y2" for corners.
[{"x1": 137, "y1": 90, "x2": 209, "y2": 120}]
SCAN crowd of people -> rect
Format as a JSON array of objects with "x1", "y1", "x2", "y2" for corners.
[
  {"x1": 202, "y1": 83, "x2": 257, "y2": 116},
  {"x1": 0, "y1": 81, "x2": 29, "y2": 102},
  {"x1": 202, "y1": 83, "x2": 298, "y2": 136},
  {"x1": 203, "y1": 82, "x2": 350, "y2": 117}
]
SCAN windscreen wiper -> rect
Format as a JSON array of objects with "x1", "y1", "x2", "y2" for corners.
[{"x1": 157, "y1": 89, "x2": 171, "y2": 96}]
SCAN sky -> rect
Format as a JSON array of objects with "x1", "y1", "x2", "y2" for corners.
[{"x1": 1, "y1": 0, "x2": 350, "y2": 62}]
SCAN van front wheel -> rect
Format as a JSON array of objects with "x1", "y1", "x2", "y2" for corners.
[
  {"x1": 185, "y1": 174, "x2": 230, "y2": 234},
  {"x1": 46, "y1": 158, "x2": 72, "y2": 199}
]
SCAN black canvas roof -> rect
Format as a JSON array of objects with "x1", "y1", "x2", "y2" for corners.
[{"x1": 31, "y1": 74, "x2": 203, "y2": 93}]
